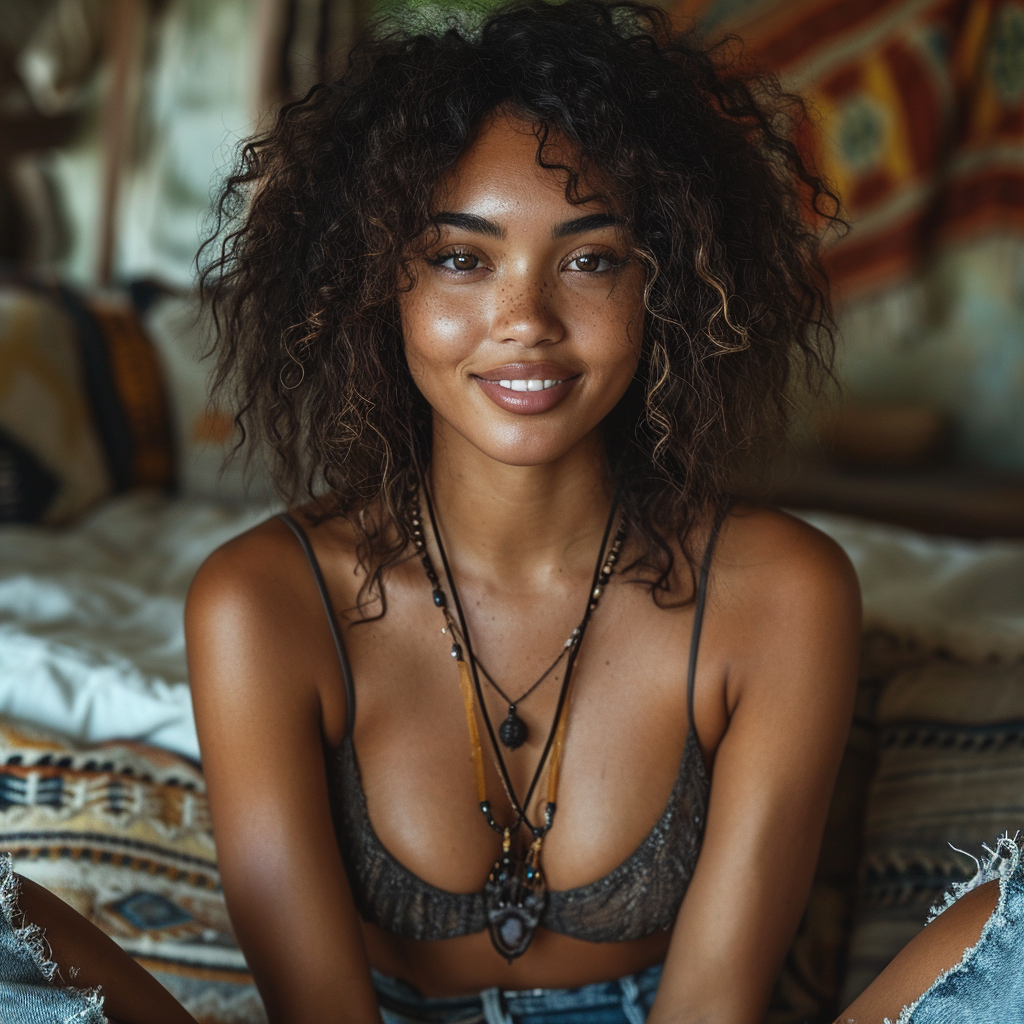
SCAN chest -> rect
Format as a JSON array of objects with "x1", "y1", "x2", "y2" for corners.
[{"x1": 323, "y1": 572, "x2": 717, "y2": 895}]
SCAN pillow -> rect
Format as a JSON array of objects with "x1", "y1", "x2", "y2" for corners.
[
  {"x1": 0, "y1": 284, "x2": 176, "y2": 525},
  {"x1": 85, "y1": 294, "x2": 176, "y2": 492},
  {"x1": 143, "y1": 295, "x2": 276, "y2": 507},
  {"x1": 0, "y1": 287, "x2": 111, "y2": 523},
  {"x1": 0, "y1": 717, "x2": 265, "y2": 1023},
  {"x1": 840, "y1": 658, "x2": 1024, "y2": 1006}
]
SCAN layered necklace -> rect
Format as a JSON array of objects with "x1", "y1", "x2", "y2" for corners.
[{"x1": 412, "y1": 487, "x2": 625, "y2": 961}]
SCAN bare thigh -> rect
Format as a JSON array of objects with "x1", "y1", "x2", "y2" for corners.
[
  {"x1": 13, "y1": 873, "x2": 198, "y2": 1024},
  {"x1": 835, "y1": 880, "x2": 1000, "y2": 1024}
]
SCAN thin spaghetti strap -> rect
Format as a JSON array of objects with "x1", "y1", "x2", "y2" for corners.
[
  {"x1": 279, "y1": 513, "x2": 357, "y2": 739},
  {"x1": 686, "y1": 509, "x2": 728, "y2": 745}
]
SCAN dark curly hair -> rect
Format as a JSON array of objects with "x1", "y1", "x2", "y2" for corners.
[{"x1": 200, "y1": 0, "x2": 839, "y2": 611}]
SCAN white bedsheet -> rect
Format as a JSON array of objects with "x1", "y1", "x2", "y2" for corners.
[
  {"x1": 0, "y1": 495, "x2": 1022, "y2": 761},
  {"x1": 0, "y1": 493, "x2": 270, "y2": 760}
]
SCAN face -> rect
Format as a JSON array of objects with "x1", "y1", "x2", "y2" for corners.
[{"x1": 399, "y1": 112, "x2": 646, "y2": 468}]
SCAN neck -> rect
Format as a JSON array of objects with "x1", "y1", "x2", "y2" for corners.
[{"x1": 426, "y1": 421, "x2": 615, "y2": 587}]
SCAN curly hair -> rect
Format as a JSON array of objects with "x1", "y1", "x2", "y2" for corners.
[{"x1": 200, "y1": 0, "x2": 839, "y2": 611}]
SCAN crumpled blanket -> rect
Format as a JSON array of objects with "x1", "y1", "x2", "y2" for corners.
[{"x1": 0, "y1": 492, "x2": 270, "y2": 761}]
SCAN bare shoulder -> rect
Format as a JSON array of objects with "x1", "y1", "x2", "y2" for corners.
[
  {"x1": 707, "y1": 504, "x2": 862, "y2": 711},
  {"x1": 713, "y1": 503, "x2": 861, "y2": 625},
  {"x1": 187, "y1": 509, "x2": 361, "y2": 625},
  {"x1": 184, "y1": 509, "x2": 362, "y2": 708},
  {"x1": 187, "y1": 517, "x2": 299, "y2": 649}
]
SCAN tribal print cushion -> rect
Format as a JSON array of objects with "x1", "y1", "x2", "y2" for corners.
[{"x1": 0, "y1": 716, "x2": 265, "y2": 1023}]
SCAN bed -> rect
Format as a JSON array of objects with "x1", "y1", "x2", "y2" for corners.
[{"x1": 2, "y1": 284, "x2": 1023, "y2": 1023}]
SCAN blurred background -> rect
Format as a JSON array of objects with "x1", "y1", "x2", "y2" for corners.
[
  {"x1": 678, "y1": 0, "x2": 1024, "y2": 538},
  {"x1": 0, "y1": 4, "x2": 1023, "y2": 1023},
  {"x1": 1, "y1": 0, "x2": 1023, "y2": 534}
]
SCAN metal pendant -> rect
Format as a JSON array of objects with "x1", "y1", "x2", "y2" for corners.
[
  {"x1": 483, "y1": 833, "x2": 547, "y2": 962},
  {"x1": 498, "y1": 706, "x2": 528, "y2": 749}
]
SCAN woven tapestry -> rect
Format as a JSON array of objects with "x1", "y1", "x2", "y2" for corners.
[{"x1": 679, "y1": 0, "x2": 1024, "y2": 296}]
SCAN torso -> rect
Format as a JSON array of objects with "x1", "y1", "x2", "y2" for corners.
[
  {"x1": 189, "y1": 495, "x2": 861, "y2": 1010},
  {"x1": 272, "y1": 507, "x2": 735, "y2": 994}
]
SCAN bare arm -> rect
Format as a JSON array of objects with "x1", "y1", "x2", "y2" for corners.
[
  {"x1": 651, "y1": 513, "x2": 862, "y2": 1024},
  {"x1": 186, "y1": 523, "x2": 381, "y2": 1024}
]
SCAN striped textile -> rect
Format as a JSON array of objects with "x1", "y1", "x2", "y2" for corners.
[
  {"x1": 842, "y1": 658, "x2": 1024, "y2": 1005},
  {"x1": 0, "y1": 717, "x2": 265, "y2": 1023}
]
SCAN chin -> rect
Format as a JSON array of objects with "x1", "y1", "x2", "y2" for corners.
[{"x1": 473, "y1": 421, "x2": 595, "y2": 468}]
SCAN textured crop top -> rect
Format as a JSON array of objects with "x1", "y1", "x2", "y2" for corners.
[{"x1": 280, "y1": 513, "x2": 720, "y2": 944}]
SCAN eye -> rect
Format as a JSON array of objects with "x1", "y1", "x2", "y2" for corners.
[
  {"x1": 566, "y1": 252, "x2": 618, "y2": 273},
  {"x1": 429, "y1": 249, "x2": 481, "y2": 272}
]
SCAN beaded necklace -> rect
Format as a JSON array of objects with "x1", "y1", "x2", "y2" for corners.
[{"x1": 412, "y1": 487, "x2": 625, "y2": 961}]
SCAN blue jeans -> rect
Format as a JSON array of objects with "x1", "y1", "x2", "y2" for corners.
[
  {"x1": 4, "y1": 841, "x2": 1024, "y2": 1024},
  {"x1": 893, "y1": 834, "x2": 1024, "y2": 1024},
  {"x1": 0, "y1": 855, "x2": 106, "y2": 1023},
  {"x1": 372, "y1": 965, "x2": 661, "y2": 1024}
]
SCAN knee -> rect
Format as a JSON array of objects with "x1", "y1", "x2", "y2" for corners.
[{"x1": 836, "y1": 879, "x2": 1000, "y2": 1023}]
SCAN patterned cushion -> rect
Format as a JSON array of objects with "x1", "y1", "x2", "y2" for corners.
[
  {"x1": 841, "y1": 658, "x2": 1024, "y2": 1006},
  {"x1": 0, "y1": 717, "x2": 265, "y2": 1023},
  {"x1": 144, "y1": 295, "x2": 276, "y2": 506},
  {"x1": 0, "y1": 285, "x2": 175, "y2": 524},
  {"x1": 0, "y1": 287, "x2": 112, "y2": 523}
]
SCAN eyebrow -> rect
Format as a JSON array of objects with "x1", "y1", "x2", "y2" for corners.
[
  {"x1": 552, "y1": 213, "x2": 622, "y2": 238},
  {"x1": 433, "y1": 212, "x2": 505, "y2": 238},
  {"x1": 432, "y1": 211, "x2": 622, "y2": 240}
]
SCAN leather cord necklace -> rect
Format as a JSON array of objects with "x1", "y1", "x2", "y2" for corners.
[
  {"x1": 413, "y1": 487, "x2": 624, "y2": 961},
  {"x1": 446, "y1": 611, "x2": 577, "y2": 750}
]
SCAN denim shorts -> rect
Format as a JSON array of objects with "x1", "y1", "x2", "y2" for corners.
[
  {"x1": 889, "y1": 834, "x2": 1024, "y2": 1024},
  {"x1": 372, "y1": 964, "x2": 662, "y2": 1024},
  {"x1": 0, "y1": 855, "x2": 106, "y2": 1023},
  {"x1": 4, "y1": 840, "x2": 1024, "y2": 1024}
]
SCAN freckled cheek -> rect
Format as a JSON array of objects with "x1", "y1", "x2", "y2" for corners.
[{"x1": 570, "y1": 299, "x2": 644, "y2": 386}]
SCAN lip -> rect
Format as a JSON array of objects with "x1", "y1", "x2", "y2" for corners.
[
  {"x1": 472, "y1": 363, "x2": 579, "y2": 415},
  {"x1": 474, "y1": 362, "x2": 578, "y2": 382}
]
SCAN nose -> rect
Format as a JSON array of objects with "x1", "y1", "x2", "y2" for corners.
[{"x1": 491, "y1": 275, "x2": 565, "y2": 348}]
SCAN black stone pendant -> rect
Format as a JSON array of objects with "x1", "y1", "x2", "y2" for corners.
[
  {"x1": 483, "y1": 843, "x2": 547, "y2": 962},
  {"x1": 498, "y1": 706, "x2": 528, "y2": 749}
]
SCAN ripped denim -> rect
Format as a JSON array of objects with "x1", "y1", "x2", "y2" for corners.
[
  {"x1": 890, "y1": 834, "x2": 1024, "y2": 1024},
  {"x1": 0, "y1": 855, "x2": 107, "y2": 1023},
  {"x1": 372, "y1": 965, "x2": 662, "y2": 1024},
  {"x1": 5, "y1": 838, "x2": 1024, "y2": 1024}
]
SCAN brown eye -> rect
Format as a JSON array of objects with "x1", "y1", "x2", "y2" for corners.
[
  {"x1": 434, "y1": 251, "x2": 480, "y2": 271},
  {"x1": 567, "y1": 253, "x2": 614, "y2": 273}
]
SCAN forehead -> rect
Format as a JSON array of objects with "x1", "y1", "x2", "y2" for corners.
[{"x1": 437, "y1": 111, "x2": 612, "y2": 222}]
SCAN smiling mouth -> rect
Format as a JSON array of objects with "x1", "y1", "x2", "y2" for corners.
[
  {"x1": 496, "y1": 378, "x2": 564, "y2": 392},
  {"x1": 473, "y1": 368, "x2": 577, "y2": 415}
]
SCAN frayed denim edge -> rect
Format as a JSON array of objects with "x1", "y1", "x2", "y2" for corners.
[
  {"x1": 882, "y1": 832, "x2": 1022, "y2": 1024},
  {"x1": 1, "y1": 853, "x2": 108, "y2": 1023}
]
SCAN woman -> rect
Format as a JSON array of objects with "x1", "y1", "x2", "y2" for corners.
[{"x1": 2, "y1": 3, "x2": 1017, "y2": 1023}]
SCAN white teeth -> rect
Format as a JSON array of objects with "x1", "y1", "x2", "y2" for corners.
[{"x1": 496, "y1": 379, "x2": 563, "y2": 391}]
